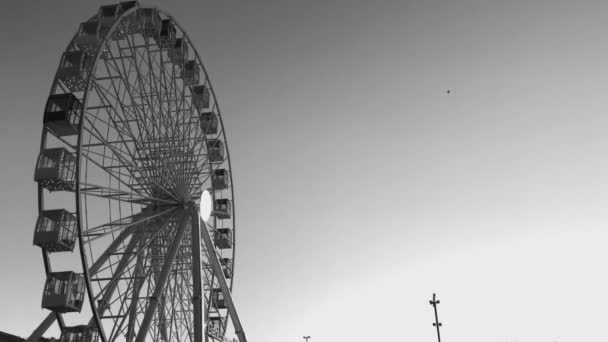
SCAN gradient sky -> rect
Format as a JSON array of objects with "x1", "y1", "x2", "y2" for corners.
[{"x1": 2, "y1": 0, "x2": 608, "y2": 341}]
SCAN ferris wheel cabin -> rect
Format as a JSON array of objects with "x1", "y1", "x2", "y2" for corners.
[
  {"x1": 138, "y1": 8, "x2": 161, "y2": 38},
  {"x1": 33, "y1": 209, "x2": 77, "y2": 252},
  {"x1": 213, "y1": 198, "x2": 231, "y2": 219},
  {"x1": 211, "y1": 288, "x2": 227, "y2": 309},
  {"x1": 157, "y1": 19, "x2": 176, "y2": 48},
  {"x1": 221, "y1": 258, "x2": 233, "y2": 279},
  {"x1": 43, "y1": 93, "x2": 81, "y2": 137},
  {"x1": 206, "y1": 139, "x2": 225, "y2": 162},
  {"x1": 169, "y1": 38, "x2": 188, "y2": 64},
  {"x1": 59, "y1": 325, "x2": 100, "y2": 342},
  {"x1": 183, "y1": 60, "x2": 200, "y2": 85},
  {"x1": 58, "y1": 50, "x2": 92, "y2": 92},
  {"x1": 192, "y1": 85, "x2": 210, "y2": 110},
  {"x1": 199, "y1": 111, "x2": 219, "y2": 135},
  {"x1": 41, "y1": 271, "x2": 85, "y2": 313},
  {"x1": 98, "y1": 3, "x2": 130, "y2": 39},
  {"x1": 211, "y1": 169, "x2": 229, "y2": 190},
  {"x1": 34, "y1": 148, "x2": 77, "y2": 192},
  {"x1": 75, "y1": 21, "x2": 103, "y2": 56},
  {"x1": 207, "y1": 316, "x2": 225, "y2": 337},
  {"x1": 214, "y1": 228, "x2": 233, "y2": 249}
]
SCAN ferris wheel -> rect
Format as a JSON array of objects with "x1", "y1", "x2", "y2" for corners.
[{"x1": 28, "y1": 2, "x2": 246, "y2": 342}]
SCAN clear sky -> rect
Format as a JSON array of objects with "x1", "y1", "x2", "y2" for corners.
[{"x1": 1, "y1": 0, "x2": 608, "y2": 341}]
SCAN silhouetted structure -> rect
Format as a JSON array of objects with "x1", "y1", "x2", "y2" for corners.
[{"x1": 429, "y1": 293, "x2": 442, "y2": 342}]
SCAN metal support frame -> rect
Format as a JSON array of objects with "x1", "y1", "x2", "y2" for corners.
[
  {"x1": 93, "y1": 234, "x2": 140, "y2": 321},
  {"x1": 134, "y1": 213, "x2": 188, "y2": 342},
  {"x1": 197, "y1": 217, "x2": 246, "y2": 342},
  {"x1": 26, "y1": 313, "x2": 57, "y2": 342},
  {"x1": 190, "y1": 210, "x2": 204, "y2": 342},
  {"x1": 125, "y1": 239, "x2": 147, "y2": 342}
]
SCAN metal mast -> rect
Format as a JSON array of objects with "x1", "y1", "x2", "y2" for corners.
[{"x1": 429, "y1": 293, "x2": 442, "y2": 342}]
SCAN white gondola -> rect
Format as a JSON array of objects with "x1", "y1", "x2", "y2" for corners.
[
  {"x1": 41, "y1": 271, "x2": 85, "y2": 313},
  {"x1": 34, "y1": 148, "x2": 77, "y2": 192},
  {"x1": 43, "y1": 93, "x2": 81, "y2": 137},
  {"x1": 33, "y1": 209, "x2": 77, "y2": 252}
]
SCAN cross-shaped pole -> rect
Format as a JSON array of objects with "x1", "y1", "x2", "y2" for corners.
[
  {"x1": 303, "y1": 336, "x2": 311, "y2": 342},
  {"x1": 429, "y1": 293, "x2": 442, "y2": 342}
]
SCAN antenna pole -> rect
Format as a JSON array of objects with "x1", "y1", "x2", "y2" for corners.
[{"x1": 429, "y1": 293, "x2": 442, "y2": 342}]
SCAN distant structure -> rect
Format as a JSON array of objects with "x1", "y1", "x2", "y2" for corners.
[{"x1": 429, "y1": 293, "x2": 442, "y2": 342}]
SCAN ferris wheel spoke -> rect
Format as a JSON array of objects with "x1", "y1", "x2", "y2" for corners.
[
  {"x1": 94, "y1": 58, "x2": 175, "y2": 193},
  {"x1": 170, "y1": 267, "x2": 191, "y2": 342},
  {"x1": 107, "y1": 261, "x2": 152, "y2": 342},
  {"x1": 103, "y1": 40, "x2": 168, "y2": 162},
  {"x1": 119, "y1": 34, "x2": 165, "y2": 141},
  {"x1": 92, "y1": 213, "x2": 178, "y2": 337},
  {"x1": 83, "y1": 206, "x2": 176, "y2": 242},
  {"x1": 121, "y1": 246, "x2": 148, "y2": 342},
  {"x1": 93, "y1": 233, "x2": 140, "y2": 319},
  {"x1": 154, "y1": 49, "x2": 190, "y2": 164},
  {"x1": 99, "y1": 46, "x2": 189, "y2": 200},
  {"x1": 82, "y1": 111, "x2": 180, "y2": 196},
  {"x1": 134, "y1": 211, "x2": 189, "y2": 342},
  {"x1": 47, "y1": 128, "x2": 142, "y2": 200},
  {"x1": 91, "y1": 211, "x2": 177, "y2": 279},
  {"x1": 167, "y1": 268, "x2": 193, "y2": 342},
  {"x1": 81, "y1": 107, "x2": 172, "y2": 197},
  {"x1": 166, "y1": 275, "x2": 181, "y2": 342},
  {"x1": 89, "y1": 80, "x2": 143, "y2": 146},
  {"x1": 112, "y1": 45, "x2": 160, "y2": 152},
  {"x1": 80, "y1": 182, "x2": 177, "y2": 205},
  {"x1": 87, "y1": 84, "x2": 173, "y2": 189}
]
